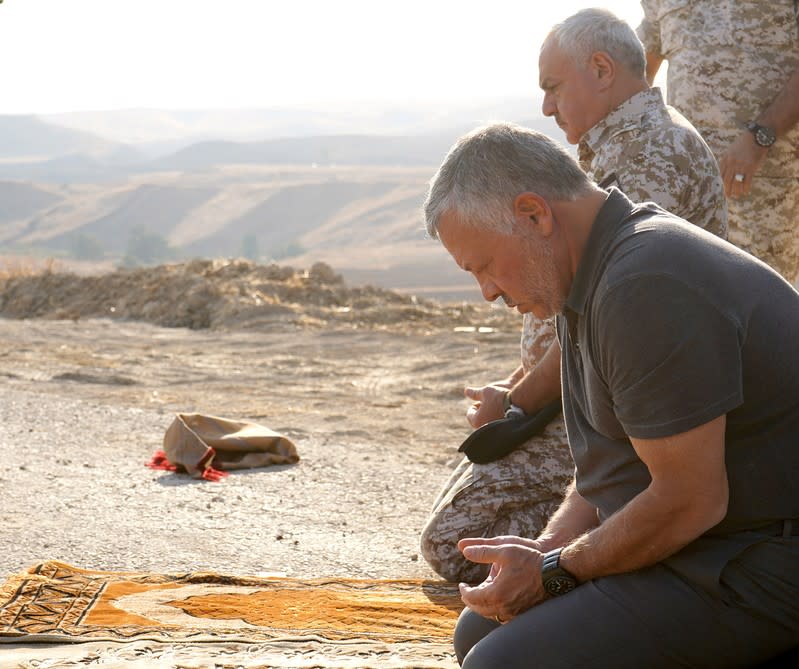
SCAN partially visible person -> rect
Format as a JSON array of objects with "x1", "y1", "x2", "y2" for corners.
[
  {"x1": 420, "y1": 7, "x2": 727, "y2": 585},
  {"x1": 423, "y1": 120, "x2": 799, "y2": 669},
  {"x1": 638, "y1": 0, "x2": 799, "y2": 285},
  {"x1": 541, "y1": 8, "x2": 726, "y2": 239}
]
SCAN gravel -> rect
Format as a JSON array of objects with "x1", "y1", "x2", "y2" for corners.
[{"x1": 0, "y1": 387, "x2": 439, "y2": 582}]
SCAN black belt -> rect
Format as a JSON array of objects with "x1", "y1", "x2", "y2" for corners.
[{"x1": 759, "y1": 519, "x2": 799, "y2": 537}]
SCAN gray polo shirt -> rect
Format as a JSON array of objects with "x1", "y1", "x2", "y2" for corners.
[{"x1": 558, "y1": 188, "x2": 799, "y2": 537}]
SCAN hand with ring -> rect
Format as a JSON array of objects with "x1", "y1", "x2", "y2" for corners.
[
  {"x1": 719, "y1": 130, "x2": 769, "y2": 198},
  {"x1": 458, "y1": 537, "x2": 548, "y2": 624}
]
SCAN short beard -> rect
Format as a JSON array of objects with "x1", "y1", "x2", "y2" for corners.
[{"x1": 520, "y1": 233, "x2": 561, "y2": 318}]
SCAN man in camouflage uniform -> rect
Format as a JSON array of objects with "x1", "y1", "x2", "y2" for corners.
[
  {"x1": 638, "y1": 0, "x2": 799, "y2": 285},
  {"x1": 420, "y1": 8, "x2": 728, "y2": 584}
]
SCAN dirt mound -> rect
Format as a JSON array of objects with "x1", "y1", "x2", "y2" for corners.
[{"x1": 0, "y1": 258, "x2": 517, "y2": 333}]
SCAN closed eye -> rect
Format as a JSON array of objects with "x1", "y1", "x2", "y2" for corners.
[
  {"x1": 463, "y1": 260, "x2": 489, "y2": 275},
  {"x1": 540, "y1": 79, "x2": 558, "y2": 93},
  {"x1": 471, "y1": 262, "x2": 490, "y2": 277}
]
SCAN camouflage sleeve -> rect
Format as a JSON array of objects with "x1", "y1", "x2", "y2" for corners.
[
  {"x1": 520, "y1": 313, "x2": 556, "y2": 372},
  {"x1": 637, "y1": 1, "x2": 663, "y2": 56},
  {"x1": 614, "y1": 145, "x2": 686, "y2": 215},
  {"x1": 613, "y1": 125, "x2": 727, "y2": 237}
]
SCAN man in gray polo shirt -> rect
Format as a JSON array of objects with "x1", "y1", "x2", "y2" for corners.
[
  {"x1": 423, "y1": 121, "x2": 799, "y2": 667},
  {"x1": 420, "y1": 7, "x2": 728, "y2": 585}
]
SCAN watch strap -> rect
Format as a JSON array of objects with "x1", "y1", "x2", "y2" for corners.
[
  {"x1": 541, "y1": 547, "x2": 578, "y2": 596},
  {"x1": 542, "y1": 547, "x2": 564, "y2": 572}
]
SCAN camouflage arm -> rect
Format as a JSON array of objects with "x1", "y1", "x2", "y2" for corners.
[{"x1": 636, "y1": 2, "x2": 663, "y2": 58}]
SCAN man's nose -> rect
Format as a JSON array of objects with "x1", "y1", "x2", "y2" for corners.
[
  {"x1": 478, "y1": 277, "x2": 501, "y2": 303},
  {"x1": 542, "y1": 93, "x2": 555, "y2": 117}
]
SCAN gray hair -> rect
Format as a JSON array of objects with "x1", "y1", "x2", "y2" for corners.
[
  {"x1": 544, "y1": 8, "x2": 646, "y2": 79},
  {"x1": 423, "y1": 122, "x2": 595, "y2": 239}
]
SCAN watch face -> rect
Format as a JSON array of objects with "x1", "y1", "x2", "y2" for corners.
[
  {"x1": 544, "y1": 575, "x2": 577, "y2": 596},
  {"x1": 756, "y1": 127, "x2": 775, "y2": 146},
  {"x1": 749, "y1": 123, "x2": 776, "y2": 147}
]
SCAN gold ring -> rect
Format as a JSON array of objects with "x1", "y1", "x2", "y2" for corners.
[
  {"x1": 734, "y1": 173, "x2": 745, "y2": 182},
  {"x1": 493, "y1": 614, "x2": 505, "y2": 624}
]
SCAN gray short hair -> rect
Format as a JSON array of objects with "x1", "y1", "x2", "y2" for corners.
[
  {"x1": 545, "y1": 8, "x2": 646, "y2": 79},
  {"x1": 423, "y1": 122, "x2": 595, "y2": 239}
]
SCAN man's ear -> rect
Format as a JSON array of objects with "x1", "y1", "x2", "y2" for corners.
[
  {"x1": 513, "y1": 193, "x2": 553, "y2": 237},
  {"x1": 590, "y1": 51, "x2": 615, "y2": 90}
]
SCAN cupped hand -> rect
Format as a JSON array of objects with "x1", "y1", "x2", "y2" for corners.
[
  {"x1": 464, "y1": 383, "x2": 509, "y2": 428},
  {"x1": 719, "y1": 131, "x2": 769, "y2": 198},
  {"x1": 457, "y1": 538, "x2": 547, "y2": 623}
]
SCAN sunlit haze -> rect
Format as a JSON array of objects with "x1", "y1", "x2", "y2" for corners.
[{"x1": 1, "y1": 0, "x2": 650, "y2": 114}]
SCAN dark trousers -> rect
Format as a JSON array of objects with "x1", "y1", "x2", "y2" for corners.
[{"x1": 455, "y1": 537, "x2": 799, "y2": 669}]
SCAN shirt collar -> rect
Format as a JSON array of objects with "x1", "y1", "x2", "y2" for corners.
[
  {"x1": 578, "y1": 87, "x2": 667, "y2": 159},
  {"x1": 564, "y1": 187, "x2": 636, "y2": 319}
]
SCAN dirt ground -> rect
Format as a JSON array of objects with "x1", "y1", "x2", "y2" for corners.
[{"x1": 0, "y1": 261, "x2": 522, "y2": 584}]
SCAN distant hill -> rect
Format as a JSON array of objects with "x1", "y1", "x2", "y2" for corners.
[
  {"x1": 0, "y1": 115, "x2": 144, "y2": 183},
  {"x1": 151, "y1": 133, "x2": 458, "y2": 171},
  {"x1": 0, "y1": 164, "x2": 473, "y2": 300},
  {"x1": 41, "y1": 183, "x2": 220, "y2": 254},
  {"x1": 0, "y1": 115, "x2": 128, "y2": 160},
  {"x1": 0, "y1": 110, "x2": 561, "y2": 183},
  {"x1": 0, "y1": 104, "x2": 565, "y2": 300},
  {"x1": 40, "y1": 97, "x2": 552, "y2": 145},
  {"x1": 0, "y1": 182, "x2": 62, "y2": 224}
]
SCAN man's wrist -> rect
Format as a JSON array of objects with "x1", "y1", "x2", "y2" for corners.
[
  {"x1": 540, "y1": 547, "x2": 579, "y2": 597},
  {"x1": 502, "y1": 389, "x2": 526, "y2": 419},
  {"x1": 745, "y1": 120, "x2": 776, "y2": 147},
  {"x1": 534, "y1": 534, "x2": 559, "y2": 553}
]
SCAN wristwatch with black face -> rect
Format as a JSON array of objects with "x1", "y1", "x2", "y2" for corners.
[
  {"x1": 541, "y1": 547, "x2": 578, "y2": 597},
  {"x1": 745, "y1": 121, "x2": 776, "y2": 147}
]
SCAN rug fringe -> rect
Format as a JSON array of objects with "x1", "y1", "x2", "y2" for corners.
[{"x1": 145, "y1": 449, "x2": 228, "y2": 481}]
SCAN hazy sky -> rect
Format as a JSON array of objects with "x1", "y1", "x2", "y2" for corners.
[{"x1": 1, "y1": 0, "x2": 649, "y2": 114}]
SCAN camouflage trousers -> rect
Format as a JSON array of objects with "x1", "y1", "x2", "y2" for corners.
[
  {"x1": 728, "y1": 176, "x2": 799, "y2": 286},
  {"x1": 420, "y1": 417, "x2": 574, "y2": 584}
]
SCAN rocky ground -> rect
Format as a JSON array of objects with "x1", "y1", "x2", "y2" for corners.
[{"x1": 0, "y1": 260, "x2": 521, "y2": 583}]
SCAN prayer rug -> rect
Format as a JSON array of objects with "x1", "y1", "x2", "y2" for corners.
[{"x1": 0, "y1": 561, "x2": 462, "y2": 668}]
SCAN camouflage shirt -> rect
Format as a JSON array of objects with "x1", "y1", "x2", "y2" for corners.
[
  {"x1": 523, "y1": 87, "x2": 729, "y2": 369},
  {"x1": 578, "y1": 87, "x2": 728, "y2": 239},
  {"x1": 637, "y1": 0, "x2": 799, "y2": 178}
]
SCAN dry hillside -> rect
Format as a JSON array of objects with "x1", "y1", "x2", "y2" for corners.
[{"x1": 0, "y1": 165, "x2": 476, "y2": 300}]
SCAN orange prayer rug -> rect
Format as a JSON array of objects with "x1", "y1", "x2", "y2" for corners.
[{"x1": 0, "y1": 561, "x2": 463, "y2": 668}]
